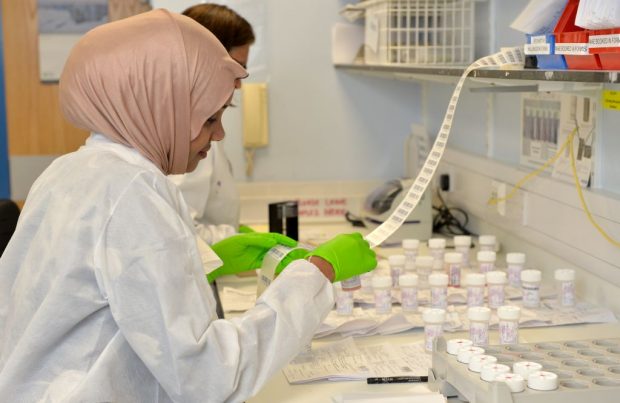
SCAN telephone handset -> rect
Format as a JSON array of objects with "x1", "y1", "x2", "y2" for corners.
[{"x1": 242, "y1": 82, "x2": 269, "y2": 148}]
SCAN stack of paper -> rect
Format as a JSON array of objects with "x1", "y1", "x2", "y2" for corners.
[
  {"x1": 510, "y1": 0, "x2": 569, "y2": 34},
  {"x1": 575, "y1": 0, "x2": 620, "y2": 29}
]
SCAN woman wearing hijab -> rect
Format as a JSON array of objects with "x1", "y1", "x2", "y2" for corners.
[{"x1": 0, "y1": 9, "x2": 375, "y2": 402}]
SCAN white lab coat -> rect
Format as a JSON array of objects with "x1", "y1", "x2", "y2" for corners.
[
  {"x1": 0, "y1": 134, "x2": 334, "y2": 403},
  {"x1": 169, "y1": 142, "x2": 240, "y2": 245}
]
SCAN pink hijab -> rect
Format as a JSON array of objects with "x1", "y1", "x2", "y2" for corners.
[{"x1": 59, "y1": 9, "x2": 247, "y2": 174}]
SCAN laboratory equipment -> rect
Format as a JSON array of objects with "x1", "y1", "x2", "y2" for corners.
[
  {"x1": 431, "y1": 337, "x2": 620, "y2": 402},
  {"x1": 399, "y1": 272, "x2": 418, "y2": 312},
  {"x1": 361, "y1": 179, "x2": 432, "y2": 244},
  {"x1": 423, "y1": 308, "x2": 446, "y2": 352},
  {"x1": 402, "y1": 238, "x2": 420, "y2": 270},
  {"x1": 521, "y1": 270, "x2": 542, "y2": 308},
  {"x1": 268, "y1": 201, "x2": 298, "y2": 240},
  {"x1": 429, "y1": 272, "x2": 449, "y2": 309},
  {"x1": 453, "y1": 235, "x2": 472, "y2": 267},
  {"x1": 372, "y1": 275, "x2": 392, "y2": 315},
  {"x1": 468, "y1": 306, "x2": 491, "y2": 346},
  {"x1": 469, "y1": 355, "x2": 498, "y2": 373},
  {"x1": 555, "y1": 268, "x2": 576, "y2": 307},
  {"x1": 416, "y1": 255, "x2": 434, "y2": 287},
  {"x1": 466, "y1": 273, "x2": 486, "y2": 308},
  {"x1": 444, "y1": 252, "x2": 462, "y2": 287},
  {"x1": 334, "y1": 284, "x2": 353, "y2": 316},
  {"x1": 481, "y1": 363, "x2": 511, "y2": 382},
  {"x1": 498, "y1": 305, "x2": 521, "y2": 345},
  {"x1": 388, "y1": 254, "x2": 405, "y2": 288},
  {"x1": 486, "y1": 271, "x2": 507, "y2": 309},
  {"x1": 507, "y1": 253, "x2": 526, "y2": 287},
  {"x1": 456, "y1": 345, "x2": 485, "y2": 364},
  {"x1": 477, "y1": 251, "x2": 496, "y2": 274},
  {"x1": 428, "y1": 238, "x2": 446, "y2": 269},
  {"x1": 478, "y1": 235, "x2": 497, "y2": 252}
]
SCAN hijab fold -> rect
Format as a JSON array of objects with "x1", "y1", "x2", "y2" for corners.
[{"x1": 59, "y1": 9, "x2": 247, "y2": 175}]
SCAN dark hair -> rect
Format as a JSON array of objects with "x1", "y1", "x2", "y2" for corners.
[{"x1": 182, "y1": 4, "x2": 255, "y2": 51}]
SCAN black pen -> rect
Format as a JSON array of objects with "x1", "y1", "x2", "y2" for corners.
[{"x1": 366, "y1": 376, "x2": 428, "y2": 384}]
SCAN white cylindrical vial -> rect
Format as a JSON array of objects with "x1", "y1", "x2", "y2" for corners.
[
  {"x1": 334, "y1": 284, "x2": 353, "y2": 316},
  {"x1": 444, "y1": 252, "x2": 462, "y2": 287},
  {"x1": 477, "y1": 251, "x2": 496, "y2": 274},
  {"x1": 554, "y1": 268, "x2": 576, "y2": 307},
  {"x1": 521, "y1": 270, "x2": 542, "y2": 308},
  {"x1": 513, "y1": 361, "x2": 542, "y2": 380},
  {"x1": 498, "y1": 305, "x2": 521, "y2": 345},
  {"x1": 453, "y1": 235, "x2": 472, "y2": 267},
  {"x1": 478, "y1": 235, "x2": 497, "y2": 252},
  {"x1": 480, "y1": 363, "x2": 510, "y2": 382},
  {"x1": 388, "y1": 254, "x2": 406, "y2": 288},
  {"x1": 428, "y1": 238, "x2": 446, "y2": 266},
  {"x1": 506, "y1": 252, "x2": 526, "y2": 287},
  {"x1": 399, "y1": 273, "x2": 418, "y2": 312},
  {"x1": 527, "y1": 371, "x2": 558, "y2": 391},
  {"x1": 495, "y1": 373, "x2": 525, "y2": 392},
  {"x1": 465, "y1": 273, "x2": 486, "y2": 307},
  {"x1": 486, "y1": 271, "x2": 507, "y2": 309},
  {"x1": 423, "y1": 308, "x2": 446, "y2": 352},
  {"x1": 341, "y1": 276, "x2": 361, "y2": 292},
  {"x1": 402, "y1": 238, "x2": 420, "y2": 271},
  {"x1": 468, "y1": 354, "x2": 497, "y2": 373},
  {"x1": 457, "y1": 346, "x2": 485, "y2": 364},
  {"x1": 372, "y1": 275, "x2": 392, "y2": 315},
  {"x1": 447, "y1": 338, "x2": 473, "y2": 355},
  {"x1": 415, "y1": 255, "x2": 434, "y2": 288},
  {"x1": 429, "y1": 272, "x2": 449, "y2": 309},
  {"x1": 468, "y1": 306, "x2": 491, "y2": 346},
  {"x1": 375, "y1": 259, "x2": 390, "y2": 276},
  {"x1": 360, "y1": 271, "x2": 374, "y2": 294}
]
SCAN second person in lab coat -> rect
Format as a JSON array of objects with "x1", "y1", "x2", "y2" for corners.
[{"x1": 168, "y1": 3, "x2": 255, "y2": 245}]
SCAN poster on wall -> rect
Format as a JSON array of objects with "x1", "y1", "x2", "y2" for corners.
[
  {"x1": 520, "y1": 93, "x2": 596, "y2": 187},
  {"x1": 37, "y1": 0, "x2": 108, "y2": 82}
]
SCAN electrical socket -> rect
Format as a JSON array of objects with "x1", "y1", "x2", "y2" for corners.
[
  {"x1": 439, "y1": 172, "x2": 454, "y2": 192},
  {"x1": 491, "y1": 180, "x2": 506, "y2": 216}
]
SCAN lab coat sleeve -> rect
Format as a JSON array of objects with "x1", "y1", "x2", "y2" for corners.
[{"x1": 96, "y1": 179, "x2": 334, "y2": 402}]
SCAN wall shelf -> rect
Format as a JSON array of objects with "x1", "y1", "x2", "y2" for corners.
[{"x1": 334, "y1": 63, "x2": 620, "y2": 89}]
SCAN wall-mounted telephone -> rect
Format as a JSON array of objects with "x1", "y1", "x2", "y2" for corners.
[
  {"x1": 242, "y1": 82, "x2": 268, "y2": 177},
  {"x1": 242, "y1": 82, "x2": 269, "y2": 148}
]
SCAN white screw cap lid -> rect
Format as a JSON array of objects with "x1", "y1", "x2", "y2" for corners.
[
  {"x1": 415, "y1": 255, "x2": 434, "y2": 267},
  {"x1": 453, "y1": 235, "x2": 471, "y2": 246},
  {"x1": 527, "y1": 371, "x2": 558, "y2": 391},
  {"x1": 486, "y1": 270, "x2": 507, "y2": 284},
  {"x1": 375, "y1": 259, "x2": 390, "y2": 274},
  {"x1": 477, "y1": 251, "x2": 496, "y2": 262},
  {"x1": 478, "y1": 235, "x2": 496, "y2": 246},
  {"x1": 481, "y1": 363, "x2": 510, "y2": 382},
  {"x1": 422, "y1": 308, "x2": 446, "y2": 324},
  {"x1": 399, "y1": 273, "x2": 418, "y2": 287},
  {"x1": 371, "y1": 275, "x2": 391, "y2": 289},
  {"x1": 429, "y1": 272, "x2": 449, "y2": 286},
  {"x1": 554, "y1": 268, "x2": 575, "y2": 281},
  {"x1": 388, "y1": 254, "x2": 406, "y2": 266},
  {"x1": 428, "y1": 238, "x2": 446, "y2": 248},
  {"x1": 497, "y1": 305, "x2": 521, "y2": 320},
  {"x1": 495, "y1": 373, "x2": 525, "y2": 392},
  {"x1": 506, "y1": 252, "x2": 526, "y2": 264},
  {"x1": 468, "y1": 306, "x2": 491, "y2": 321},
  {"x1": 520, "y1": 269, "x2": 541, "y2": 283},
  {"x1": 402, "y1": 239, "x2": 420, "y2": 249},
  {"x1": 468, "y1": 355, "x2": 498, "y2": 372},
  {"x1": 447, "y1": 338, "x2": 473, "y2": 355},
  {"x1": 444, "y1": 252, "x2": 462, "y2": 264},
  {"x1": 457, "y1": 346, "x2": 485, "y2": 363},
  {"x1": 513, "y1": 361, "x2": 542, "y2": 379},
  {"x1": 465, "y1": 273, "x2": 486, "y2": 286}
]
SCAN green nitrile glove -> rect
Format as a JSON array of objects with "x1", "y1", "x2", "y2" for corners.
[
  {"x1": 306, "y1": 233, "x2": 376, "y2": 282},
  {"x1": 208, "y1": 232, "x2": 297, "y2": 283},
  {"x1": 238, "y1": 224, "x2": 255, "y2": 234},
  {"x1": 274, "y1": 248, "x2": 310, "y2": 275}
]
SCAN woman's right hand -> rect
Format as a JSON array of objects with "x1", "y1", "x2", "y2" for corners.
[{"x1": 305, "y1": 233, "x2": 376, "y2": 282}]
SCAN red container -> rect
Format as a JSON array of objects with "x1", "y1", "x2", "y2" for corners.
[
  {"x1": 589, "y1": 28, "x2": 620, "y2": 70},
  {"x1": 556, "y1": 31, "x2": 601, "y2": 70}
]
